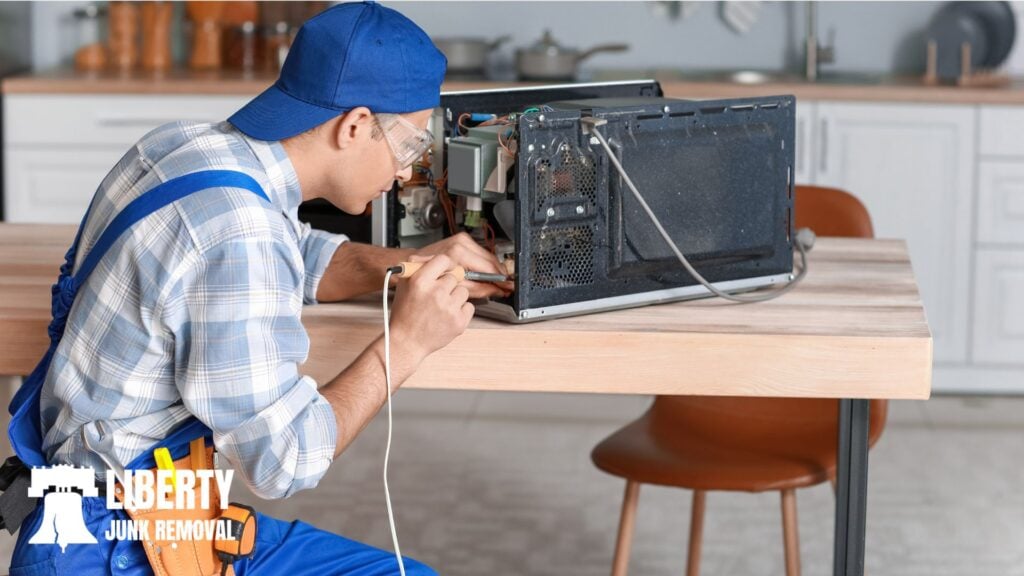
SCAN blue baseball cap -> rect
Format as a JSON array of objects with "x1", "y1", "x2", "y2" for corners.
[{"x1": 229, "y1": 1, "x2": 446, "y2": 141}]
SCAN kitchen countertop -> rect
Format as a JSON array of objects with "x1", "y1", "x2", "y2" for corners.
[{"x1": 4, "y1": 68, "x2": 1024, "y2": 105}]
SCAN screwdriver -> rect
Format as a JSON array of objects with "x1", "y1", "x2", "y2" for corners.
[{"x1": 390, "y1": 261, "x2": 510, "y2": 283}]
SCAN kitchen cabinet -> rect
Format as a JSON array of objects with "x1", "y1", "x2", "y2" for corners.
[
  {"x1": 793, "y1": 100, "x2": 816, "y2": 184},
  {"x1": 972, "y1": 250, "x2": 1024, "y2": 366},
  {"x1": 811, "y1": 102, "x2": 975, "y2": 365},
  {"x1": 979, "y1": 106, "x2": 1024, "y2": 157},
  {"x1": 5, "y1": 148, "x2": 125, "y2": 223},
  {"x1": 3, "y1": 94, "x2": 249, "y2": 223},
  {"x1": 977, "y1": 161, "x2": 1024, "y2": 245}
]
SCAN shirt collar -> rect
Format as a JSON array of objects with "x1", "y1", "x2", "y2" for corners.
[{"x1": 227, "y1": 123, "x2": 305, "y2": 217}]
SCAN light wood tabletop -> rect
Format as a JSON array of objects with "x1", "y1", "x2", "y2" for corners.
[{"x1": 0, "y1": 223, "x2": 931, "y2": 400}]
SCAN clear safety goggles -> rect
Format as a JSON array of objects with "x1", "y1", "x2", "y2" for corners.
[{"x1": 375, "y1": 113, "x2": 433, "y2": 171}]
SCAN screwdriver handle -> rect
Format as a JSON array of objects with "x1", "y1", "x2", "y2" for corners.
[{"x1": 394, "y1": 261, "x2": 466, "y2": 281}]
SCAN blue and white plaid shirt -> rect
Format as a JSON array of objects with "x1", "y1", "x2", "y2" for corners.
[{"x1": 39, "y1": 121, "x2": 344, "y2": 499}]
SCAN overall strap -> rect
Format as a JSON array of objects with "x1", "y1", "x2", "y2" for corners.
[
  {"x1": 7, "y1": 169, "x2": 269, "y2": 468},
  {"x1": 71, "y1": 170, "x2": 270, "y2": 293}
]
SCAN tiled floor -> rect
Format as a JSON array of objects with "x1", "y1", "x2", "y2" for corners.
[{"x1": 2, "y1": 392, "x2": 1022, "y2": 575}]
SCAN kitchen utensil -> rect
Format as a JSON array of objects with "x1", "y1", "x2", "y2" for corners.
[
  {"x1": 221, "y1": 0, "x2": 258, "y2": 26},
  {"x1": 73, "y1": 3, "x2": 106, "y2": 72},
  {"x1": 187, "y1": 1, "x2": 225, "y2": 70},
  {"x1": 959, "y1": 1, "x2": 1016, "y2": 68},
  {"x1": 515, "y1": 30, "x2": 628, "y2": 81},
  {"x1": 108, "y1": 1, "x2": 139, "y2": 71},
  {"x1": 224, "y1": 21, "x2": 260, "y2": 73},
  {"x1": 221, "y1": 0, "x2": 259, "y2": 72},
  {"x1": 141, "y1": 1, "x2": 173, "y2": 72},
  {"x1": 720, "y1": 1, "x2": 762, "y2": 35},
  {"x1": 74, "y1": 44, "x2": 106, "y2": 71},
  {"x1": 433, "y1": 36, "x2": 510, "y2": 75},
  {"x1": 928, "y1": 2, "x2": 989, "y2": 80}
]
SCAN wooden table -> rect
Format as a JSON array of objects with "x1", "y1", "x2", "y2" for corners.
[{"x1": 0, "y1": 223, "x2": 932, "y2": 576}]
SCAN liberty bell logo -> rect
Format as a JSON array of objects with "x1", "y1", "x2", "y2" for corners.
[{"x1": 27, "y1": 465, "x2": 98, "y2": 552}]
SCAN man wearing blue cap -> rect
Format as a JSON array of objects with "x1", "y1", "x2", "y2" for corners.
[{"x1": 5, "y1": 2, "x2": 495, "y2": 574}]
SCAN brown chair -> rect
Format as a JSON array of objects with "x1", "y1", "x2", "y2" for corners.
[{"x1": 591, "y1": 186, "x2": 888, "y2": 576}]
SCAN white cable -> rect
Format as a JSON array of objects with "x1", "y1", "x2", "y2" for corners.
[
  {"x1": 382, "y1": 268, "x2": 406, "y2": 576},
  {"x1": 587, "y1": 124, "x2": 808, "y2": 303}
]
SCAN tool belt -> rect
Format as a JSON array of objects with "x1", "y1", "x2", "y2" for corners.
[{"x1": 116, "y1": 437, "x2": 257, "y2": 576}]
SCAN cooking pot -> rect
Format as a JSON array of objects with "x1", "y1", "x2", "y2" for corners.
[
  {"x1": 433, "y1": 35, "x2": 511, "y2": 75},
  {"x1": 516, "y1": 29, "x2": 629, "y2": 81}
]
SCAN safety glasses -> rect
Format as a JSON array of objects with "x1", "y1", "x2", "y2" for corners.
[{"x1": 375, "y1": 113, "x2": 434, "y2": 171}]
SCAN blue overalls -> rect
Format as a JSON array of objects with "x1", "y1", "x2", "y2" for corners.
[{"x1": 7, "y1": 171, "x2": 436, "y2": 576}]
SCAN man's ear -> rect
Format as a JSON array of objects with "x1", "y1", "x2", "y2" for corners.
[{"x1": 334, "y1": 106, "x2": 374, "y2": 151}]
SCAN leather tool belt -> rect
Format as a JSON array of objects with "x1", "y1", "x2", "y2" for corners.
[{"x1": 116, "y1": 437, "x2": 257, "y2": 576}]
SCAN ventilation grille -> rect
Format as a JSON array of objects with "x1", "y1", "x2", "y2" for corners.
[
  {"x1": 529, "y1": 226, "x2": 595, "y2": 289},
  {"x1": 534, "y1": 147, "x2": 597, "y2": 210}
]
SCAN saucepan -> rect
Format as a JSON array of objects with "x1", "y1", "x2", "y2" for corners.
[
  {"x1": 516, "y1": 30, "x2": 629, "y2": 81},
  {"x1": 433, "y1": 35, "x2": 511, "y2": 75}
]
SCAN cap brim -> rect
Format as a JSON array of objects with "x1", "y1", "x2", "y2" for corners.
[{"x1": 228, "y1": 83, "x2": 344, "y2": 141}]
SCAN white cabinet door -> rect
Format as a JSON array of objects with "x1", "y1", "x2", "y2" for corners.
[
  {"x1": 4, "y1": 94, "x2": 251, "y2": 146},
  {"x1": 977, "y1": 161, "x2": 1024, "y2": 245},
  {"x1": 4, "y1": 147, "x2": 127, "y2": 223},
  {"x1": 793, "y1": 100, "x2": 816, "y2": 185},
  {"x1": 3, "y1": 94, "x2": 252, "y2": 224},
  {"x1": 814, "y1": 102, "x2": 975, "y2": 364},
  {"x1": 979, "y1": 105, "x2": 1024, "y2": 157},
  {"x1": 972, "y1": 250, "x2": 1024, "y2": 365}
]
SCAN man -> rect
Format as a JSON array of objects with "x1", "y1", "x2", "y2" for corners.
[{"x1": 7, "y1": 3, "x2": 502, "y2": 574}]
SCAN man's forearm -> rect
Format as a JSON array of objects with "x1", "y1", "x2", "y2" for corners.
[
  {"x1": 317, "y1": 334, "x2": 424, "y2": 458},
  {"x1": 316, "y1": 242, "x2": 415, "y2": 302}
]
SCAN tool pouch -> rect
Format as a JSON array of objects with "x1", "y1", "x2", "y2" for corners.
[
  {"x1": 214, "y1": 503, "x2": 257, "y2": 576},
  {"x1": 115, "y1": 438, "x2": 257, "y2": 576}
]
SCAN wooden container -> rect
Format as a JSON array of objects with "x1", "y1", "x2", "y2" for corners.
[
  {"x1": 108, "y1": 2, "x2": 139, "y2": 71},
  {"x1": 141, "y1": 2, "x2": 173, "y2": 72},
  {"x1": 187, "y1": 1, "x2": 225, "y2": 71}
]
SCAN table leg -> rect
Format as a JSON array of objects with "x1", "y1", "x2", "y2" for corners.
[{"x1": 833, "y1": 399, "x2": 869, "y2": 576}]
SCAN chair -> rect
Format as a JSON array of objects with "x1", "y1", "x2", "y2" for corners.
[{"x1": 591, "y1": 186, "x2": 888, "y2": 576}]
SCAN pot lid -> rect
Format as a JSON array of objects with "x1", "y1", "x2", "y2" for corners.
[{"x1": 524, "y1": 29, "x2": 573, "y2": 56}]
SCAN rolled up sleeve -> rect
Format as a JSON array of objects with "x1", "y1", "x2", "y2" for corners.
[
  {"x1": 296, "y1": 221, "x2": 347, "y2": 305},
  {"x1": 163, "y1": 236, "x2": 337, "y2": 499}
]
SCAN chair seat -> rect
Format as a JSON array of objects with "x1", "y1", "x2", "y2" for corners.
[{"x1": 592, "y1": 413, "x2": 837, "y2": 492}]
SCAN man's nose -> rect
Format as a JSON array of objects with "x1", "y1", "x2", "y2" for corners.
[{"x1": 396, "y1": 165, "x2": 413, "y2": 183}]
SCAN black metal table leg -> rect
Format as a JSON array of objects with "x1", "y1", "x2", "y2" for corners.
[{"x1": 834, "y1": 399, "x2": 870, "y2": 576}]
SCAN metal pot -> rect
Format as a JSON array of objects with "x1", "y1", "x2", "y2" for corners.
[
  {"x1": 516, "y1": 29, "x2": 629, "y2": 81},
  {"x1": 433, "y1": 35, "x2": 510, "y2": 75}
]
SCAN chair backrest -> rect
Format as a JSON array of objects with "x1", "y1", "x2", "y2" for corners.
[
  {"x1": 652, "y1": 185, "x2": 888, "y2": 451},
  {"x1": 793, "y1": 185, "x2": 874, "y2": 238}
]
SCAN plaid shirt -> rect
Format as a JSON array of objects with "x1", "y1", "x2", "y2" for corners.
[{"x1": 39, "y1": 121, "x2": 344, "y2": 499}]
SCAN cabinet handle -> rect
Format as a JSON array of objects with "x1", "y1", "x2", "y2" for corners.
[
  {"x1": 96, "y1": 115, "x2": 208, "y2": 127},
  {"x1": 819, "y1": 117, "x2": 828, "y2": 174}
]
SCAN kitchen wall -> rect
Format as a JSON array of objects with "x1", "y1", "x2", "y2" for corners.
[
  {"x1": 27, "y1": 1, "x2": 1024, "y2": 76},
  {"x1": 391, "y1": 1, "x2": 948, "y2": 75}
]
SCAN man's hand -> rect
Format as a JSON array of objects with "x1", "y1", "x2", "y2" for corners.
[
  {"x1": 388, "y1": 253, "x2": 474, "y2": 366},
  {"x1": 416, "y1": 232, "x2": 513, "y2": 299}
]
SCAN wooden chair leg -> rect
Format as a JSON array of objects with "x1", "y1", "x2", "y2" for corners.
[
  {"x1": 611, "y1": 481, "x2": 641, "y2": 576},
  {"x1": 686, "y1": 490, "x2": 706, "y2": 576},
  {"x1": 781, "y1": 489, "x2": 801, "y2": 576}
]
